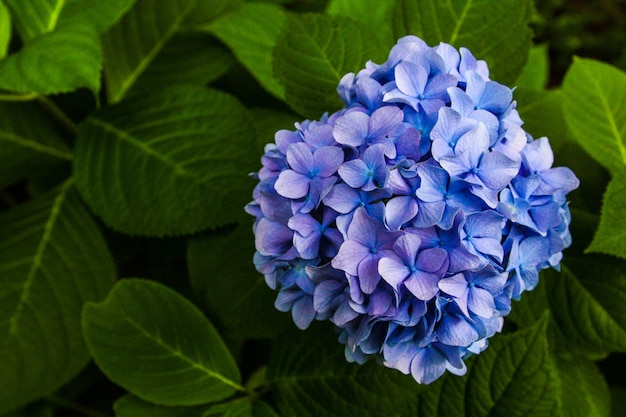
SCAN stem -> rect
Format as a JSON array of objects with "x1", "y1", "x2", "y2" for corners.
[
  {"x1": 0, "y1": 92, "x2": 38, "y2": 101},
  {"x1": 46, "y1": 395, "x2": 112, "y2": 417},
  {"x1": 37, "y1": 95, "x2": 77, "y2": 134}
]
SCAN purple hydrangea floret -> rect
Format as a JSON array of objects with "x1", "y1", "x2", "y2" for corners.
[{"x1": 246, "y1": 36, "x2": 579, "y2": 384}]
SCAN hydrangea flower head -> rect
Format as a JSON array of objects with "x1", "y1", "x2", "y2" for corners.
[{"x1": 246, "y1": 36, "x2": 579, "y2": 384}]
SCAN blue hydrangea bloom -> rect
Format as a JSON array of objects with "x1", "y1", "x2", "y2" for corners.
[{"x1": 246, "y1": 36, "x2": 579, "y2": 384}]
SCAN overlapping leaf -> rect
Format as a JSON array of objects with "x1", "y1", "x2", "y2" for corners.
[
  {"x1": 73, "y1": 85, "x2": 256, "y2": 236},
  {"x1": 0, "y1": 22, "x2": 101, "y2": 94},
  {"x1": 417, "y1": 315, "x2": 561, "y2": 417},
  {"x1": 562, "y1": 58, "x2": 626, "y2": 175},
  {"x1": 0, "y1": 181, "x2": 116, "y2": 414},
  {"x1": 205, "y1": 2, "x2": 287, "y2": 100},
  {"x1": 515, "y1": 88, "x2": 569, "y2": 154},
  {"x1": 326, "y1": 0, "x2": 396, "y2": 47},
  {"x1": 249, "y1": 107, "x2": 300, "y2": 149},
  {"x1": 0, "y1": 0, "x2": 10, "y2": 58},
  {"x1": 515, "y1": 44, "x2": 550, "y2": 90},
  {"x1": 391, "y1": 0, "x2": 533, "y2": 85},
  {"x1": 187, "y1": 224, "x2": 291, "y2": 339},
  {"x1": 587, "y1": 176, "x2": 626, "y2": 259},
  {"x1": 556, "y1": 356, "x2": 610, "y2": 417},
  {"x1": 4, "y1": 0, "x2": 66, "y2": 40},
  {"x1": 82, "y1": 279, "x2": 242, "y2": 406},
  {"x1": 114, "y1": 395, "x2": 281, "y2": 417},
  {"x1": 128, "y1": 33, "x2": 234, "y2": 95},
  {"x1": 0, "y1": 101, "x2": 71, "y2": 187},
  {"x1": 273, "y1": 13, "x2": 386, "y2": 118},
  {"x1": 268, "y1": 323, "x2": 424, "y2": 417},
  {"x1": 56, "y1": 0, "x2": 138, "y2": 33},
  {"x1": 114, "y1": 394, "x2": 208, "y2": 417},
  {"x1": 184, "y1": 0, "x2": 242, "y2": 26},
  {"x1": 101, "y1": 0, "x2": 198, "y2": 103},
  {"x1": 4, "y1": 0, "x2": 134, "y2": 36},
  {"x1": 511, "y1": 260, "x2": 626, "y2": 356}
]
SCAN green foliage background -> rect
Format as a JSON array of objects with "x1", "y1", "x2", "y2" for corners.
[{"x1": 1, "y1": 0, "x2": 625, "y2": 416}]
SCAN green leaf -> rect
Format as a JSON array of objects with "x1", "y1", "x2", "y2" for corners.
[
  {"x1": 0, "y1": 181, "x2": 116, "y2": 414},
  {"x1": 2, "y1": 401, "x2": 53, "y2": 417},
  {"x1": 417, "y1": 315, "x2": 561, "y2": 417},
  {"x1": 102, "y1": 0, "x2": 198, "y2": 103},
  {"x1": 115, "y1": 396, "x2": 279, "y2": 417},
  {"x1": 184, "y1": 0, "x2": 242, "y2": 26},
  {"x1": 0, "y1": 0, "x2": 10, "y2": 59},
  {"x1": 129, "y1": 33, "x2": 234, "y2": 95},
  {"x1": 391, "y1": 0, "x2": 534, "y2": 85},
  {"x1": 0, "y1": 101, "x2": 71, "y2": 188},
  {"x1": 515, "y1": 88, "x2": 569, "y2": 154},
  {"x1": 114, "y1": 394, "x2": 207, "y2": 417},
  {"x1": 556, "y1": 355, "x2": 610, "y2": 417},
  {"x1": 513, "y1": 260, "x2": 626, "y2": 356},
  {"x1": 611, "y1": 386, "x2": 626, "y2": 417},
  {"x1": 4, "y1": 0, "x2": 65, "y2": 41},
  {"x1": 73, "y1": 85, "x2": 256, "y2": 236},
  {"x1": 587, "y1": 175, "x2": 626, "y2": 259},
  {"x1": 5, "y1": 0, "x2": 135, "y2": 41},
  {"x1": 273, "y1": 13, "x2": 386, "y2": 118},
  {"x1": 202, "y1": 398, "x2": 280, "y2": 417},
  {"x1": 326, "y1": 0, "x2": 396, "y2": 47},
  {"x1": 187, "y1": 224, "x2": 291, "y2": 339},
  {"x1": 249, "y1": 107, "x2": 299, "y2": 150},
  {"x1": 205, "y1": 3, "x2": 287, "y2": 100},
  {"x1": 552, "y1": 142, "x2": 610, "y2": 213},
  {"x1": 57, "y1": 0, "x2": 138, "y2": 33},
  {"x1": 268, "y1": 322, "x2": 424, "y2": 417},
  {"x1": 0, "y1": 22, "x2": 101, "y2": 94},
  {"x1": 515, "y1": 44, "x2": 550, "y2": 90},
  {"x1": 82, "y1": 279, "x2": 243, "y2": 406},
  {"x1": 562, "y1": 58, "x2": 626, "y2": 175}
]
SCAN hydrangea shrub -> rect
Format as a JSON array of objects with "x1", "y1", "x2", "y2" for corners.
[{"x1": 247, "y1": 36, "x2": 579, "y2": 383}]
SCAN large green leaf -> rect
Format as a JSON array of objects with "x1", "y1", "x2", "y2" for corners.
[
  {"x1": 102, "y1": 0, "x2": 198, "y2": 103},
  {"x1": 562, "y1": 58, "x2": 626, "y2": 175},
  {"x1": 391, "y1": 0, "x2": 534, "y2": 85},
  {"x1": 0, "y1": 101, "x2": 71, "y2": 188},
  {"x1": 587, "y1": 175, "x2": 626, "y2": 259},
  {"x1": 612, "y1": 386, "x2": 626, "y2": 417},
  {"x1": 417, "y1": 315, "x2": 561, "y2": 417},
  {"x1": 5, "y1": 0, "x2": 136, "y2": 40},
  {"x1": 511, "y1": 260, "x2": 626, "y2": 357},
  {"x1": 128, "y1": 33, "x2": 234, "y2": 95},
  {"x1": 73, "y1": 85, "x2": 256, "y2": 236},
  {"x1": 267, "y1": 322, "x2": 424, "y2": 417},
  {"x1": 0, "y1": 181, "x2": 116, "y2": 414},
  {"x1": 0, "y1": 22, "x2": 101, "y2": 94},
  {"x1": 4, "y1": 0, "x2": 65, "y2": 41},
  {"x1": 114, "y1": 394, "x2": 207, "y2": 417},
  {"x1": 82, "y1": 279, "x2": 243, "y2": 406},
  {"x1": 249, "y1": 107, "x2": 300, "y2": 149},
  {"x1": 115, "y1": 396, "x2": 279, "y2": 417},
  {"x1": 325, "y1": 0, "x2": 396, "y2": 48},
  {"x1": 515, "y1": 44, "x2": 549, "y2": 90},
  {"x1": 556, "y1": 355, "x2": 610, "y2": 417},
  {"x1": 0, "y1": 0, "x2": 10, "y2": 58},
  {"x1": 3, "y1": 402, "x2": 53, "y2": 417},
  {"x1": 58, "y1": 0, "x2": 138, "y2": 33},
  {"x1": 515, "y1": 88, "x2": 569, "y2": 154},
  {"x1": 184, "y1": 0, "x2": 242, "y2": 26},
  {"x1": 203, "y1": 398, "x2": 280, "y2": 417},
  {"x1": 205, "y1": 2, "x2": 287, "y2": 100},
  {"x1": 273, "y1": 13, "x2": 386, "y2": 118},
  {"x1": 187, "y1": 224, "x2": 291, "y2": 339}
]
